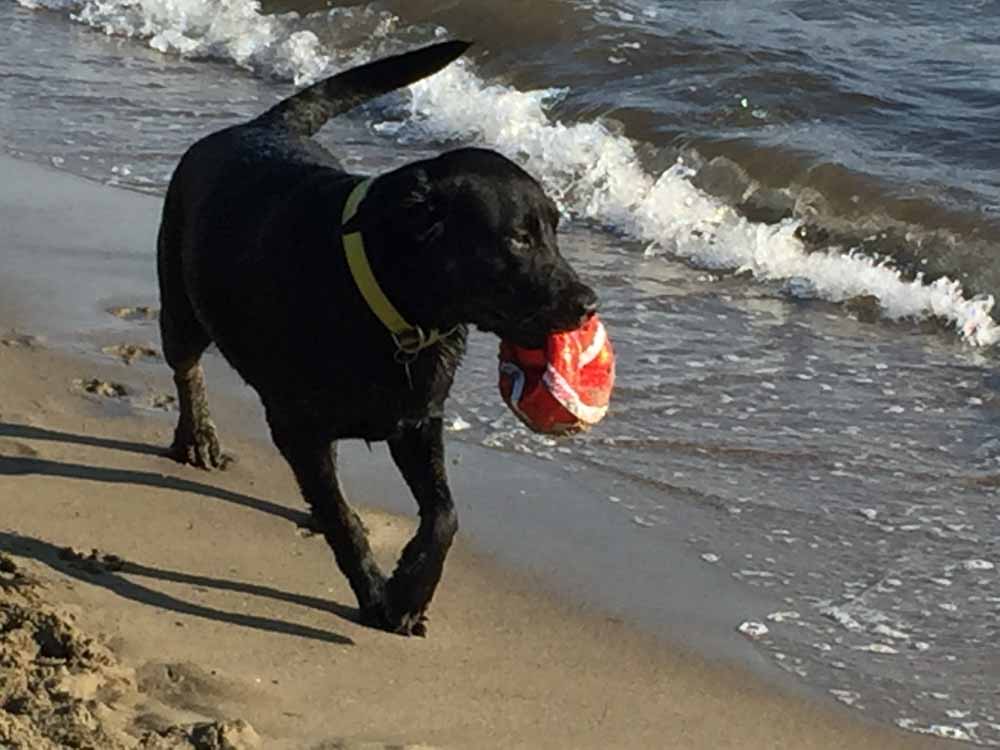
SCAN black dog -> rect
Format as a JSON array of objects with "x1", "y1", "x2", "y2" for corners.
[{"x1": 157, "y1": 41, "x2": 598, "y2": 635}]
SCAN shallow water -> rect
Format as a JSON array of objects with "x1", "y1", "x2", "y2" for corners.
[
  {"x1": 2, "y1": 0, "x2": 999, "y2": 743},
  {"x1": 454, "y1": 227, "x2": 1000, "y2": 744}
]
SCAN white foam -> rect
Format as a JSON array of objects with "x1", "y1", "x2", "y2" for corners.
[
  {"x1": 766, "y1": 610, "x2": 800, "y2": 622},
  {"x1": 964, "y1": 559, "x2": 995, "y2": 572},
  {"x1": 446, "y1": 415, "x2": 471, "y2": 432},
  {"x1": 830, "y1": 689, "x2": 861, "y2": 706},
  {"x1": 853, "y1": 643, "x2": 899, "y2": 654},
  {"x1": 899, "y1": 722, "x2": 973, "y2": 742},
  {"x1": 407, "y1": 66, "x2": 1000, "y2": 346},
  {"x1": 737, "y1": 620, "x2": 768, "y2": 639},
  {"x1": 20, "y1": 0, "x2": 1000, "y2": 345},
  {"x1": 18, "y1": 0, "x2": 333, "y2": 85}
]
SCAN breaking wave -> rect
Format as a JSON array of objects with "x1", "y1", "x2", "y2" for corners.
[{"x1": 18, "y1": 0, "x2": 1000, "y2": 345}]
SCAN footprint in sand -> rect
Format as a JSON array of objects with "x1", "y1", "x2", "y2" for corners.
[
  {"x1": 102, "y1": 342, "x2": 161, "y2": 365},
  {"x1": 138, "y1": 661, "x2": 254, "y2": 719},
  {"x1": 58, "y1": 546, "x2": 126, "y2": 575},
  {"x1": 107, "y1": 305, "x2": 159, "y2": 322},
  {"x1": 1, "y1": 332, "x2": 43, "y2": 348},
  {"x1": 73, "y1": 377, "x2": 129, "y2": 399},
  {"x1": 145, "y1": 391, "x2": 178, "y2": 411},
  {"x1": 127, "y1": 390, "x2": 177, "y2": 412},
  {"x1": 71, "y1": 376, "x2": 177, "y2": 412}
]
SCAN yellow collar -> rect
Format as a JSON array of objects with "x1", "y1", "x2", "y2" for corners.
[{"x1": 342, "y1": 178, "x2": 451, "y2": 359}]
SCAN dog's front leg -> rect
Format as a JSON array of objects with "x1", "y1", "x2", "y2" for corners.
[
  {"x1": 268, "y1": 416, "x2": 389, "y2": 628},
  {"x1": 386, "y1": 417, "x2": 458, "y2": 636}
]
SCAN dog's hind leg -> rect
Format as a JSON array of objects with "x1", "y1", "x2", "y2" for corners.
[
  {"x1": 157, "y1": 198, "x2": 229, "y2": 470},
  {"x1": 164, "y1": 349, "x2": 229, "y2": 470},
  {"x1": 267, "y1": 415, "x2": 389, "y2": 628},
  {"x1": 385, "y1": 417, "x2": 458, "y2": 636}
]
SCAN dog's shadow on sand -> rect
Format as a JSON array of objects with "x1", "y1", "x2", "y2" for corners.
[
  {"x1": 0, "y1": 422, "x2": 166, "y2": 458},
  {"x1": 0, "y1": 421, "x2": 358, "y2": 646},
  {"x1": 0, "y1": 422, "x2": 303, "y2": 523}
]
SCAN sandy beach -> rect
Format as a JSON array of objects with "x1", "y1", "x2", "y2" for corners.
[{"x1": 0, "y1": 157, "x2": 962, "y2": 749}]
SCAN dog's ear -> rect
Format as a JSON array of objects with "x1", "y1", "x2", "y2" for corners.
[
  {"x1": 397, "y1": 167, "x2": 445, "y2": 246},
  {"x1": 345, "y1": 167, "x2": 445, "y2": 246}
]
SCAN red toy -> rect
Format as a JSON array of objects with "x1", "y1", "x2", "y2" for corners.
[{"x1": 499, "y1": 314, "x2": 615, "y2": 435}]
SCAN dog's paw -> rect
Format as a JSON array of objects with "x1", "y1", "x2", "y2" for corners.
[
  {"x1": 167, "y1": 423, "x2": 233, "y2": 470},
  {"x1": 383, "y1": 568, "x2": 435, "y2": 636},
  {"x1": 384, "y1": 584, "x2": 430, "y2": 637},
  {"x1": 359, "y1": 599, "x2": 428, "y2": 637},
  {"x1": 392, "y1": 610, "x2": 428, "y2": 637}
]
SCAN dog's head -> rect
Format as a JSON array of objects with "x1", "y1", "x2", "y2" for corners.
[{"x1": 358, "y1": 148, "x2": 597, "y2": 348}]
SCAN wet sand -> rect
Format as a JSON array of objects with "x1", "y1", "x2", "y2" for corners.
[{"x1": 0, "y1": 155, "x2": 959, "y2": 748}]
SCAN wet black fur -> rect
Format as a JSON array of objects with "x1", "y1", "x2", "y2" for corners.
[{"x1": 157, "y1": 41, "x2": 598, "y2": 635}]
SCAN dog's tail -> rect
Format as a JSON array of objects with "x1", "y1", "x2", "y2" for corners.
[{"x1": 254, "y1": 40, "x2": 471, "y2": 137}]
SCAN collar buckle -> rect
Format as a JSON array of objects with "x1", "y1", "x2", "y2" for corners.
[{"x1": 393, "y1": 328, "x2": 427, "y2": 361}]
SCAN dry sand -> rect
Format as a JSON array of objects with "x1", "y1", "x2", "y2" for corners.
[{"x1": 0, "y1": 329, "x2": 960, "y2": 749}]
